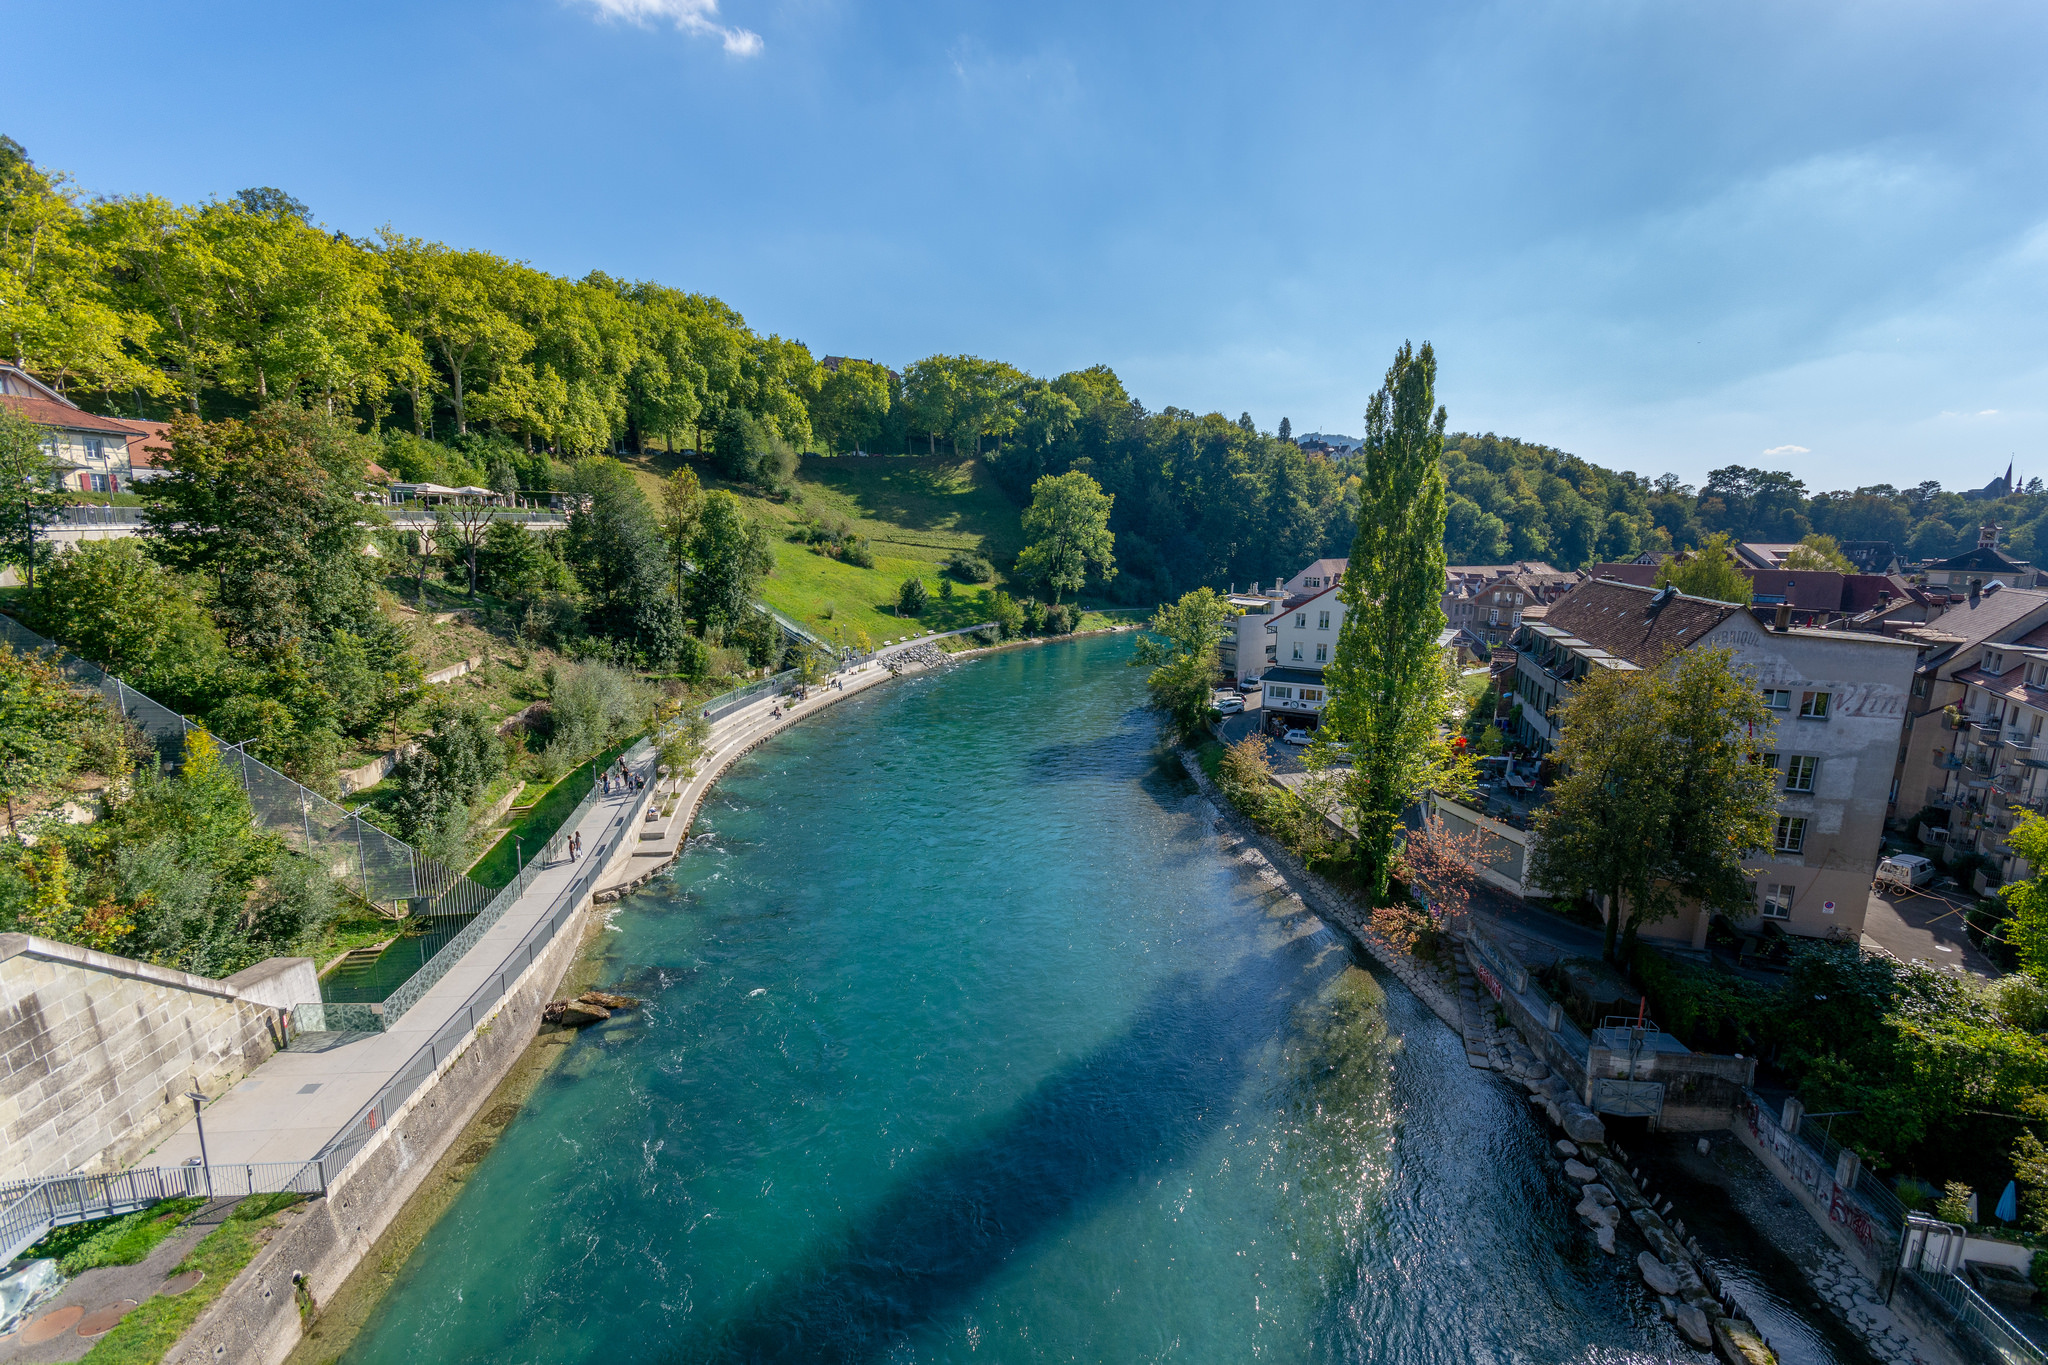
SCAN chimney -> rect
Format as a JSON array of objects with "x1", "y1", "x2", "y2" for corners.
[
  {"x1": 1970, "y1": 577, "x2": 1983, "y2": 604},
  {"x1": 1774, "y1": 602, "x2": 1793, "y2": 631}
]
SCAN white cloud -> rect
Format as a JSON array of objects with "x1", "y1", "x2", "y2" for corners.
[
  {"x1": 1763, "y1": 444, "x2": 1810, "y2": 455},
  {"x1": 573, "y1": 0, "x2": 761, "y2": 56}
]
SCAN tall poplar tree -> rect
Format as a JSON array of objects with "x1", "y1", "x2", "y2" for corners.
[{"x1": 1324, "y1": 342, "x2": 1455, "y2": 901}]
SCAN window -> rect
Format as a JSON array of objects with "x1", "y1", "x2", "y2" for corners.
[
  {"x1": 1292, "y1": 643, "x2": 1304, "y2": 661},
  {"x1": 1301, "y1": 688, "x2": 1324, "y2": 703},
  {"x1": 1315, "y1": 643, "x2": 1328, "y2": 663},
  {"x1": 1755, "y1": 751, "x2": 1780, "y2": 772},
  {"x1": 1489, "y1": 609, "x2": 1500, "y2": 626},
  {"x1": 1761, "y1": 884, "x2": 1794, "y2": 920},
  {"x1": 1774, "y1": 816, "x2": 1807, "y2": 854},
  {"x1": 1799, "y1": 691, "x2": 1831, "y2": 720},
  {"x1": 1317, "y1": 611, "x2": 1330, "y2": 630},
  {"x1": 1295, "y1": 613, "x2": 1307, "y2": 628},
  {"x1": 84, "y1": 436, "x2": 105, "y2": 462},
  {"x1": 1784, "y1": 755, "x2": 1817, "y2": 792},
  {"x1": 1986, "y1": 651, "x2": 2006, "y2": 674},
  {"x1": 1268, "y1": 686, "x2": 1293, "y2": 700},
  {"x1": 89, "y1": 473, "x2": 111, "y2": 492},
  {"x1": 1762, "y1": 689, "x2": 1791, "y2": 710}
]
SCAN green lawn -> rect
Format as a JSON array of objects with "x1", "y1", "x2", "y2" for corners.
[
  {"x1": 467, "y1": 739, "x2": 632, "y2": 888},
  {"x1": 81, "y1": 1194, "x2": 303, "y2": 1365}
]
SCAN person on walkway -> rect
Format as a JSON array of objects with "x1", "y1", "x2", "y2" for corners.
[{"x1": 568, "y1": 832, "x2": 578, "y2": 861}]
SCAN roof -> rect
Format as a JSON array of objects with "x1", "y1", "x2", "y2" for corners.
[
  {"x1": 1925, "y1": 544, "x2": 2031, "y2": 573},
  {"x1": 1587, "y1": 562, "x2": 1659, "y2": 588},
  {"x1": 1260, "y1": 666, "x2": 1327, "y2": 685},
  {"x1": 123, "y1": 418, "x2": 171, "y2": 469},
  {"x1": 1273, "y1": 582, "x2": 1342, "y2": 614},
  {"x1": 1921, "y1": 586, "x2": 2048, "y2": 651},
  {"x1": 0, "y1": 393, "x2": 148, "y2": 438},
  {"x1": 1542, "y1": 578, "x2": 1744, "y2": 668},
  {"x1": 1838, "y1": 540, "x2": 1899, "y2": 573},
  {"x1": 1735, "y1": 542, "x2": 1801, "y2": 569}
]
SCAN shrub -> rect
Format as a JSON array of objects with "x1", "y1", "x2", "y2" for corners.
[
  {"x1": 987, "y1": 589, "x2": 1024, "y2": 639},
  {"x1": 673, "y1": 633, "x2": 713, "y2": 683},
  {"x1": 1371, "y1": 904, "x2": 1447, "y2": 966},
  {"x1": 1021, "y1": 598, "x2": 1047, "y2": 634},
  {"x1": 1936, "y1": 1182, "x2": 1975, "y2": 1225},
  {"x1": 938, "y1": 577, "x2": 953, "y2": 602},
  {"x1": 840, "y1": 535, "x2": 875, "y2": 569},
  {"x1": 1042, "y1": 602, "x2": 1076, "y2": 635},
  {"x1": 898, "y1": 576, "x2": 929, "y2": 616},
  {"x1": 1630, "y1": 945, "x2": 1778, "y2": 1053},
  {"x1": 947, "y1": 552, "x2": 994, "y2": 583}
]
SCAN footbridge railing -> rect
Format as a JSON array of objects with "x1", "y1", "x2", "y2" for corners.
[{"x1": 0, "y1": 1160, "x2": 326, "y2": 1268}]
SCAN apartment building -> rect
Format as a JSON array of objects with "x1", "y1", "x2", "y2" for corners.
[
  {"x1": 1256, "y1": 582, "x2": 1348, "y2": 732},
  {"x1": 1508, "y1": 579, "x2": 1915, "y2": 945},
  {"x1": 1934, "y1": 631, "x2": 2048, "y2": 884},
  {"x1": 1884, "y1": 584, "x2": 2048, "y2": 824}
]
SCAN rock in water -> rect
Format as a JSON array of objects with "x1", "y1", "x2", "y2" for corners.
[
  {"x1": 1639, "y1": 1252, "x2": 1682, "y2": 1296},
  {"x1": 544, "y1": 1000, "x2": 612, "y2": 1025},
  {"x1": 1575, "y1": 1197, "x2": 1620, "y2": 1229},
  {"x1": 1595, "y1": 1225, "x2": 1617, "y2": 1254},
  {"x1": 578, "y1": 990, "x2": 640, "y2": 1010},
  {"x1": 1673, "y1": 1303, "x2": 1714, "y2": 1348},
  {"x1": 1563, "y1": 1108, "x2": 1608, "y2": 1144},
  {"x1": 1582, "y1": 1183, "x2": 1617, "y2": 1207},
  {"x1": 1563, "y1": 1158, "x2": 1600, "y2": 1182},
  {"x1": 1555, "y1": 1139, "x2": 1580, "y2": 1158}
]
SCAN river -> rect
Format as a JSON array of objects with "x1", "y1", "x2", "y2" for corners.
[{"x1": 338, "y1": 632, "x2": 1835, "y2": 1364}]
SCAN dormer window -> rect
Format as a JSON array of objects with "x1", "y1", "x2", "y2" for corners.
[{"x1": 1987, "y1": 651, "x2": 2005, "y2": 674}]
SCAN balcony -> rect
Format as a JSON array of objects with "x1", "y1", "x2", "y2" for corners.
[{"x1": 1938, "y1": 754, "x2": 1964, "y2": 770}]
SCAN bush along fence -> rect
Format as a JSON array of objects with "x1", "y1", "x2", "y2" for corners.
[
  {"x1": 0, "y1": 1161, "x2": 326, "y2": 1269},
  {"x1": 0, "y1": 613, "x2": 490, "y2": 920}
]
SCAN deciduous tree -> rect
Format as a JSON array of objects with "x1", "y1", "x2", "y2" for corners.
[
  {"x1": 1014, "y1": 470, "x2": 1115, "y2": 604},
  {"x1": 1324, "y1": 342, "x2": 1458, "y2": 901},
  {"x1": 1654, "y1": 533, "x2": 1754, "y2": 604}
]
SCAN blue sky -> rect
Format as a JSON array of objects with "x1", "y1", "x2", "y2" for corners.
[{"x1": 6, "y1": 0, "x2": 2045, "y2": 491}]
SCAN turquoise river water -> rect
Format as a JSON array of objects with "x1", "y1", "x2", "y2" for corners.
[{"x1": 340, "y1": 633, "x2": 1853, "y2": 1365}]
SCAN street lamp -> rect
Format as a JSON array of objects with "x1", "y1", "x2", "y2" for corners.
[
  {"x1": 183, "y1": 1091, "x2": 214, "y2": 1198},
  {"x1": 514, "y1": 833, "x2": 524, "y2": 875}
]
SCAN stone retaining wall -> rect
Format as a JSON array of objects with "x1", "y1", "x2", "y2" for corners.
[{"x1": 0, "y1": 936, "x2": 314, "y2": 1181}]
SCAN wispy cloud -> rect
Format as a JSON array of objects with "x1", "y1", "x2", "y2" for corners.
[
  {"x1": 573, "y1": 0, "x2": 761, "y2": 56},
  {"x1": 1763, "y1": 444, "x2": 1810, "y2": 455}
]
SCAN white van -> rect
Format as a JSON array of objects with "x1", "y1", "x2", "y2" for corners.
[{"x1": 1874, "y1": 854, "x2": 1935, "y2": 895}]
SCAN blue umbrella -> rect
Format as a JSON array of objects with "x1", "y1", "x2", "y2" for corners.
[{"x1": 1997, "y1": 1180, "x2": 2019, "y2": 1223}]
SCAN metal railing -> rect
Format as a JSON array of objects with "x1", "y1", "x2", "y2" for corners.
[
  {"x1": 1793, "y1": 1112, "x2": 1910, "y2": 1230},
  {"x1": 1898, "y1": 1215, "x2": 2048, "y2": 1365},
  {"x1": 314, "y1": 768, "x2": 663, "y2": 1179},
  {"x1": 0, "y1": 1160, "x2": 324, "y2": 1267}
]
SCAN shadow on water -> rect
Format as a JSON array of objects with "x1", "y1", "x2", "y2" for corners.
[{"x1": 665, "y1": 952, "x2": 1329, "y2": 1365}]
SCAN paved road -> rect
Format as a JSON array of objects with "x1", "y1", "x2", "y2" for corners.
[{"x1": 1860, "y1": 886, "x2": 1999, "y2": 978}]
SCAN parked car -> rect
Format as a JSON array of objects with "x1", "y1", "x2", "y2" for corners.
[
  {"x1": 1874, "y1": 854, "x2": 1936, "y2": 895},
  {"x1": 1214, "y1": 695, "x2": 1245, "y2": 714},
  {"x1": 1281, "y1": 728, "x2": 1313, "y2": 746}
]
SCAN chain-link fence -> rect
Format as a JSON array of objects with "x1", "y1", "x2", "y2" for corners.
[{"x1": 0, "y1": 614, "x2": 449, "y2": 913}]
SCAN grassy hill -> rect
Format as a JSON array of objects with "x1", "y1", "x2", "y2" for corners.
[{"x1": 617, "y1": 451, "x2": 1051, "y2": 646}]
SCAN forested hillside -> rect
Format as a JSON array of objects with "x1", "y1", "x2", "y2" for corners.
[{"x1": 1, "y1": 131, "x2": 2029, "y2": 616}]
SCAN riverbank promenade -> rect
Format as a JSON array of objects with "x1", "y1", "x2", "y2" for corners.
[{"x1": 139, "y1": 649, "x2": 927, "y2": 1173}]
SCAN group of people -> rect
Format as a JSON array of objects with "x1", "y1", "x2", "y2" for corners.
[{"x1": 599, "y1": 759, "x2": 644, "y2": 798}]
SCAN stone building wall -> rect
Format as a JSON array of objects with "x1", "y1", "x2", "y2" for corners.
[{"x1": 0, "y1": 935, "x2": 310, "y2": 1181}]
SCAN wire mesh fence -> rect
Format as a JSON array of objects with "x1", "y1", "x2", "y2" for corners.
[
  {"x1": 1793, "y1": 1112, "x2": 1910, "y2": 1231},
  {"x1": 0, "y1": 613, "x2": 437, "y2": 912}
]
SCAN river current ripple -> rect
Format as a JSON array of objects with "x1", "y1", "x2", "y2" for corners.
[{"x1": 344, "y1": 633, "x2": 1719, "y2": 1364}]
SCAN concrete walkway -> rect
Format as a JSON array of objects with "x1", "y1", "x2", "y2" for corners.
[{"x1": 139, "y1": 650, "x2": 935, "y2": 1173}]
